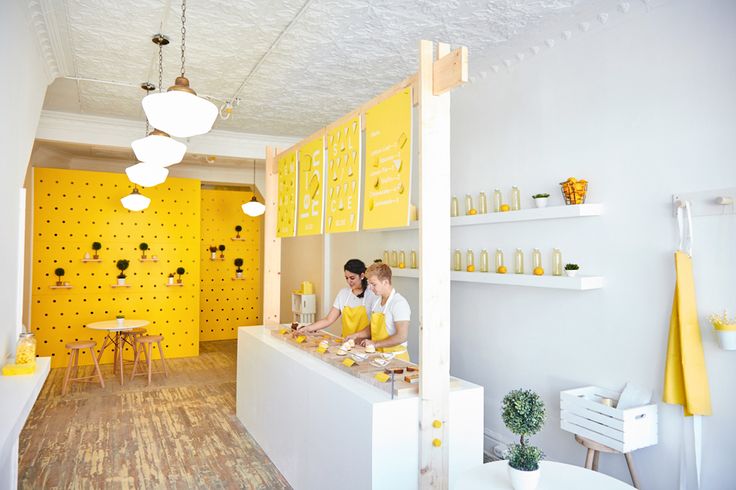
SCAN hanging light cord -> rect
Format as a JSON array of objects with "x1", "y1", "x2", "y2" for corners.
[{"x1": 180, "y1": 0, "x2": 187, "y2": 78}]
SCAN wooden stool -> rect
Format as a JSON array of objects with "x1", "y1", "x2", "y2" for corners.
[
  {"x1": 62, "y1": 340, "x2": 105, "y2": 395},
  {"x1": 131, "y1": 335, "x2": 169, "y2": 386},
  {"x1": 121, "y1": 327, "x2": 148, "y2": 363},
  {"x1": 575, "y1": 435, "x2": 640, "y2": 489}
]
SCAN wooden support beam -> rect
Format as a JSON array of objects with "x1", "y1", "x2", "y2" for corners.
[
  {"x1": 263, "y1": 146, "x2": 281, "y2": 325},
  {"x1": 432, "y1": 46, "x2": 468, "y2": 96},
  {"x1": 418, "y1": 40, "x2": 453, "y2": 489}
]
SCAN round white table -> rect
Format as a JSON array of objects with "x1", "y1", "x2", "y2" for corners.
[
  {"x1": 86, "y1": 319, "x2": 149, "y2": 385},
  {"x1": 455, "y1": 461, "x2": 635, "y2": 490}
]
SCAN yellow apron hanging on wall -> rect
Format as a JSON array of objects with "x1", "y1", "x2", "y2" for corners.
[
  {"x1": 341, "y1": 304, "x2": 369, "y2": 338},
  {"x1": 370, "y1": 292, "x2": 410, "y2": 362}
]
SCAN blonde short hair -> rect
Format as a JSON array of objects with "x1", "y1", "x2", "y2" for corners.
[{"x1": 366, "y1": 262, "x2": 392, "y2": 283}]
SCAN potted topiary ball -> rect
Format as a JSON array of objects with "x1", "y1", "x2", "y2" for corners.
[
  {"x1": 502, "y1": 389, "x2": 546, "y2": 490},
  {"x1": 234, "y1": 258, "x2": 244, "y2": 279},
  {"x1": 564, "y1": 263, "x2": 579, "y2": 277},
  {"x1": 218, "y1": 244, "x2": 226, "y2": 259},
  {"x1": 139, "y1": 242, "x2": 149, "y2": 259},
  {"x1": 235, "y1": 225, "x2": 242, "y2": 238},
  {"x1": 167, "y1": 272, "x2": 175, "y2": 286},
  {"x1": 54, "y1": 267, "x2": 65, "y2": 286},
  {"x1": 176, "y1": 267, "x2": 186, "y2": 284},
  {"x1": 116, "y1": 259, "x2": 130, "y2": 286},
  {"x1": 92, "y1": 241, "x2": 102, "y2": 259},
  {"x1": 532, "y1": 193, "x2": 550, "y2": 208}
]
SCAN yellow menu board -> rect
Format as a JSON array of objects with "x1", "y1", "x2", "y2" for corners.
[
  {"x1": 362, "y1": 88, "x2": 412, "y2": 230},
  {"x1": 325, "y1": 116, "x2": 361, "y2": 233},
  {"x1": 296, "y1": 135, "x2": 325, "y2": 236},
  {"x1": 276, "y1": 150, "x2": 297, "y2": 237}
]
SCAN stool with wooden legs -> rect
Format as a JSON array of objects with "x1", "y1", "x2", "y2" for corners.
[
  {"x1": 120, "y1": 327, "x2": 147, "y2": 364},
  {"x1": 130, "y1": 334, "x2": 169, "y2": 386},
  {"x1": 62, "y1": 340, "x2": 105, "y2": 395},
  {"x1": 575, "y1": 435, "x2": 640, "y2": 489}
]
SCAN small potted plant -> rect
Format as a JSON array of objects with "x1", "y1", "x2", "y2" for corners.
[
  {"x1": 234, "y1": 258, "x2": 244, "y2": 279},
  {"x1": 92, "y1": 241, "x2": 102, "y2": 259},
  {"x1": 116, "y1": 314, "x2": 125, "y2": 327},
  {"x1": 54, "y1": 267, "x2": 65, "y2": 286},
  {"x1": 235, "y1": 225, "x2": 242, "y2": 238},
  {"x1": 139, "y1": 242, "x2": 149, "y2": 259},
  {"x1": 167, "y1": 272, "x2": 175, "y2": 286},
  {"x1": 218, "y1": 244, "x2": 226, "y2": 259},
  {"x1": 564, "y1": 263, "x2": 579, "y2": 277},
  {"x1": 176, "y1": 266, "x2": 186, "y2": 284},
  {"x1": 116, "y1": 259, "x2": 130, "y2": 285},
  {"x1": 709, "y1": 311, "x2": 736, "y2": 350},
  {"x1": 209, "y1": 245, "x2": 217, "y2": 260},
  {"x1": 502, "y1": 389, "x2": 546, "y2": 490},
  {"x1": 532, "y1": 193, "x2": 550, "y2": 208}
]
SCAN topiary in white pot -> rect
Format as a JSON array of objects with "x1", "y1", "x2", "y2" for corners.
[{"x1": 502, "y1": 389, "x2": 546, "y2": 490}]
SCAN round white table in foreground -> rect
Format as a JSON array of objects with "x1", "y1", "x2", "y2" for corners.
[
  {"x1": 86, "y1": 319, "x2": 149, "y2": 385},
  {"x1": 86, "y1": 319, "x2": 149, "y2": 331},
  {"x1": 455, "y1": 461, "x2": 635, "y2": 490}
]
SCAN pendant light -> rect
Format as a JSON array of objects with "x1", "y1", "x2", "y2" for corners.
[
  {"x1": 141, "y1": 0, "x2": 217, "y2": 138},
  {"x1": 242, "y1": 160, "x2": 265, "y2": 217},
  {"x1": 125, "y1": 162, "x2": 169, "y2": 188},
  {"x1": 131, "y1": 36, "x2": 187, "y2": 166},
  {"x1": 121, "y1": 187, "x2": 151, "y2": 211}
]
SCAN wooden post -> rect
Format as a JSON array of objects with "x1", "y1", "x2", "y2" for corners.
[
  {"x1": 263, "y1": 146, "x2": 281, "y2": 325},
  {"x1": 418, "y1": 40, "x2": 452, "y2": 488}
]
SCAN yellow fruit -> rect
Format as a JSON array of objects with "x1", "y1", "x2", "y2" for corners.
[
  {"x1": 500, "y1": 204, "x2": 510, "y2": 212},
  {"x1": 533, "y1": 267, "x2": 544, "y2": 276},
  {"x1": 468, "y1": 209, "x2": 477, "y2": 215},
  {"x1": 497, "y1": 266, "x2": 508, "y2": 274},
  {"x1": 466, "y1": 265, "x2": 475, "y2": 272},
  {"x1": 398, "y1": 263, "x2": 405, "y2": 269}
]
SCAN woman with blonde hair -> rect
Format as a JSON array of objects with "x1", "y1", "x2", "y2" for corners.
[{"x1": 347, "y1": 262, "x2": 411, "y2": 361}]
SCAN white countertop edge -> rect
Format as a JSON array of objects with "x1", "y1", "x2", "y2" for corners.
[
  {"x1": 0, "y1": 357, "x2": 51, "y2": 460},
  {"x1": 238, "y1": 326, "x2": 482, "y2": 403}
]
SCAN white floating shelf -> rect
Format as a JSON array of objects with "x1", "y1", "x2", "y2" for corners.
[
  {"x1": 232, "y1": 276, "x2": 246, "y2": 280},
  {"x1": 363, "y1": 221, "x2": 419, "y2": 233},
  {"x1": 210, "y1": 257, "x2": 225, "y2": 261},
  {"x1": 231, "y1": 237, "x2": 246, "y2": 241},
  {"x1": 50, "y1": 285, "x2": 72, "y2": 289},
  {"x1": 392, "y1": 268, "x2": 420, "y2": 278},
  {"x1": 451, "y1": 203, "x2": 603, "y2": 227},
  {"x1": 111, "y1": 284, "x2": 132, "y2": 288},
  {"x1": 451, "y1": 271, "x2": 604, "y2": 290},
  {"x1": 139, "y1": 258, "x2": 159, "y2": 262},
  {"x1": 165, "y1": 283, "x2": 183, "y2": 287},
  {"x1": 81, "y1": 258, "x2": 102, "y2": 263}
]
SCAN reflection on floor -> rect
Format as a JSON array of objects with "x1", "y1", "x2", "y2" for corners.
[{"x1": 19, "y1": 340, "x2": 291, "y2": 489}]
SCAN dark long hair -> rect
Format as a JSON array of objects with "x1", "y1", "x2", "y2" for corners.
[{"x1": 344, "y1": 259, "x2": 368, "y2": 298}]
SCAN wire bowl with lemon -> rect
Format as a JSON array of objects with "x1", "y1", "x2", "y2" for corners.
[{"x1": 560, "y1": 177, "x2": 588, "y2": 205}]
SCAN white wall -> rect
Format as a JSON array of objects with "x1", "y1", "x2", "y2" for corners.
[
  {"x1": 0, "y1": 1, "x2": 52, "y2": 363},
  {"x1": 449, "y1": 1, "x2": 735, "y2": 489}
]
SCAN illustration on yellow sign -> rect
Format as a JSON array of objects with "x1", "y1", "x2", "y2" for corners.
[
  {"x1": 276, "y1": 150, "x2": 297, "y2": 237},
  {"x1": 297, "y1": 135, "x2": 325, "y2": 236},
  {"x1": 325, "y1": 116, "x2": 361, "y2": 233},
  {"x1": 363, "y1": 88, "x2": 413, "y2": 230}
]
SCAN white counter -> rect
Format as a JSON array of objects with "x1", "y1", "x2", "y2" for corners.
[
  {"x1": 236, "y1": 326, "x2": 483, "y2": 490},
  {"x1": 0, "y1": 357, "x2": 50, "y2": 490}
]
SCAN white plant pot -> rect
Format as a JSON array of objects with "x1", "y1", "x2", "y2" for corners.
[
  {"x1": 116, "y1": 318, "x2": 125, "y2": 327},
  {"x1": 508, "y1": 464, "x2": 541, "y2": 490},
  {"x1": 211, "y1": 252, "x2": 217, "y2": 260},
  {"x1": 236, "y1": 272, "x2": 243, "y2": 279},
  {"x1": 715, "y1": 330, "x2": 736, "y2": 350},
  {"x1": 533, "y1": 198, "x2": 549, "y2": 208},
  {"x1": 117, "y1": 277, "x2": 126, "y2": 286},
  {"x1": 167, "y1": 277, "x2": 174, "y2": 285},
  {"x1": 565, "y1": 270, "x2": 578, "y2": 277}
]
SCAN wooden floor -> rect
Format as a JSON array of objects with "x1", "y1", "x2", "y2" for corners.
[{"x1": 18, "y1": 340, "x2": 291, "y2": 489}]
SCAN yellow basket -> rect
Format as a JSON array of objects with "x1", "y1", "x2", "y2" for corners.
[{"x1": 560, "y1": 180, "x2": 588, "y2": 205}]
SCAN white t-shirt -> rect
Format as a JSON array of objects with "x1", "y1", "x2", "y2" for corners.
[
  {"x1": 370, "y1": 289, "x2": 411, "y2": 338},
  {"x1": 333, "y1": 287, "x2": 376, "y2": 319}
]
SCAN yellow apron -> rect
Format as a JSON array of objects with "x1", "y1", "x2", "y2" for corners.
[
  {"x1": 370, "y1": 292, "x2": 410, "y2": 362},
  {"x1": 341, "y1": 304, "x2": 369, "y2": 338}
]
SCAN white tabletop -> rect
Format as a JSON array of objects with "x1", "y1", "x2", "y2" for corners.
[
  {"x1": 86, "y1": 319, "x2": 149, "y2": 331},
  {"x1": 455, "y1": 461, "x2": 635, "y2": 490}
]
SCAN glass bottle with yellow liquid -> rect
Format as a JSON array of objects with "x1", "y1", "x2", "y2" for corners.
[
  {"x1": 451, "y1": 196, "x2": 459, "y2": 217},
  {"x1": 494, "y1": 249, "x2": 505, "y2": 273},
  {"x1": 410, "y1": 250, "x2": 418, "y2": 269},
  {"x1": 552, "y1": 248, "x2": 562, "y2": 276},
  {"x1": 511, "y1": 186, "x2": 521, "y2": 211},
  {"x1": 493, "y1": 189, "x2": 502, "y2": 212},
  {"x1": 514, "y1": 248, "x2": 525, "y2": 274},
  {"x1": 452, "y1": 249, "x2": 462, "y2": 271},
  {"x1": 383, "y1": 250, "x2": 390, "y2": 264},
  {"x1": 479, "y1": 249, "x2": 489, "y2": 272},
  {"x1": 532, "y1": 248, "x2": 543, "y2": 275},
  {"x1": 390, "y1": 250, "x2": 398, "y2": 267},
  {"x1": 399, "y1": 251, "x2": 406, "y2": 268},
  {"x1": 465, "y1": 194, "x2": 473, "y2": 215},
  {"x1": 466, "y1": 250, "x2": 475, "y2": 272},
  {"x1": 479, "y1": 192, "x2": 488, "y2": 214}
]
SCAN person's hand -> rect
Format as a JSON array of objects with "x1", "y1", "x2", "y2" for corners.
[
  {"x1": 361, "y1": 339, "x2": 375, "y2": 348},
  {"x1": 345, "y1": 333, "x2": 358, "y2": 342},
  {"x1": 296, "y1": 325, "x2": 311, "y2": 335}
]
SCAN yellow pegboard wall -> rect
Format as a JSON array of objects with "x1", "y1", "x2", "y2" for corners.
[
  {"x1": 31, "y1": 168, "x2": 201, "y2": 368},
  {"x1": 200, "y1": 189, "x2": 262, "y2": 341}
]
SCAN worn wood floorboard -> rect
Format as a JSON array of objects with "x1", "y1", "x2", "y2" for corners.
[{"x1": 19, "y1": 340, "x2": 291, "y2": 490}]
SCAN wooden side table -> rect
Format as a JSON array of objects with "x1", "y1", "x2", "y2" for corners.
[{"x1": 575, "y1": 435, "x2": 640, "y2": 489}]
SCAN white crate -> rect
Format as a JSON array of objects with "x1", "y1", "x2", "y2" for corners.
[
  {"x1": 291, "y1": 293, "x2": 316, "y2": 324},
  {"x1": 560, "y1": 386, "x2": 658, "y2": 453}
]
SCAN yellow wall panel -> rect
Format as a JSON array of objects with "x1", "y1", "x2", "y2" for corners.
[
  {"x1": 296, "y1": 134, "x2": 325, "y2": 236},
  {"x1": 200, "y1": 189, "x2": 262, "y2": 341},
  {"x1": 31, "y1": 168, "x2": 201, "y2": 368},
  {"x1": 276, "y1": 150, "x2": 297, "y2": 237},
  {"x1": 325, "y1": 116, "x2": 361, "y2": 233}
]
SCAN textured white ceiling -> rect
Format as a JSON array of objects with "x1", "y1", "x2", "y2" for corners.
[{"x1": 36, "y1": 0, "x2": 626, "y2": 137}]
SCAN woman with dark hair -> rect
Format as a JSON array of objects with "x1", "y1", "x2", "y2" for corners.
[{"x1": 297, "y1": 259, "x2": 377, "y2": 337}]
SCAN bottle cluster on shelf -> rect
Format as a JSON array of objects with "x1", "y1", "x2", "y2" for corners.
[
  {"x1": 452, "y1": 248, "x2": 564, "y2": 276},
  {"x1": 452, "y1": 187, "x2": 523, "y2": 217},
  {"x1": 382, "y1": 249, "x2": 418, "y2": 269}
]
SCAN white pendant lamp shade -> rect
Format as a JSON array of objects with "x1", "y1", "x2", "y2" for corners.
[
  {"x1": 131, "y1": 130, "x2": 186, "y2": 167},
  {"x1": 242, "y1": 196, "x2": 265, "y2": 217},
  {"x1": 142, "y1": 78, "x2": 218, "y2": 138},
  {"x1": 121, "y1": 188, "x2": 151, "y2": 211},
  {"x1": 125, "y1": 162, "x2": 169, "y2": 188}
]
